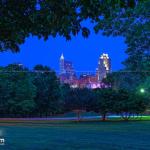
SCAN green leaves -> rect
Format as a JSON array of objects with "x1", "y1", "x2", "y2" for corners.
[
  {"x1": 0, "y1": 0, "x2": 145, "y2": 52},
  {"x1": 0, "y1": 64, "x2": 36, "y2": 116},
  {"x1": 94, "y1": 1, "x2": 150, "y2": 71},
  {"x1": 81, "y1": 27, "x2": 90, "y2": 38},
  {"x1": 33, "y1": 64, "x2": 61, "y2": 116}
]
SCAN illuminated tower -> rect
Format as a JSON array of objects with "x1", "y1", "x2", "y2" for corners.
[
  {"x1": 60, "y1": 53, "x2": 65, "y2": 74},
  {"x1": 97, "y1": 53, "x2": 111, "y2": 81},
  {"x1": 59, "y1": 53, "x2": 76, "y2": 84}
]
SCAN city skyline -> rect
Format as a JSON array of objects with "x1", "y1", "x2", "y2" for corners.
[
  {"x1": 59, "y1": 53, "x2": 111, "y2": 89},
  {"x1": 0, "y1": 22, "x2": 127, "y2": 72},
  {"x1": 59, "y1": 53, "x2": 111, "y2": 74}
]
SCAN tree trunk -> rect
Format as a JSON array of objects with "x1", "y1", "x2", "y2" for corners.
[
  {"x1": 77, "y1": 111, "x2": 80, "y2": 122},
  {"x1": 102, "y1": 114, "x2": 106, "y2": 121},
  {"x1": 121, "y1": 112, "x2": 131, "y2": 121}
]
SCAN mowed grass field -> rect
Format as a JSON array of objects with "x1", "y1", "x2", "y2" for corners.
[{"x1": 0, "y1": 117, "x2": 150, "y2": 150}]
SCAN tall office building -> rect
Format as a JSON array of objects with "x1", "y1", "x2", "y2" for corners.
[
  {"x1": 60, "y1": 53, "x2": 65, "y2": 74},
  {"x1": 59, "y1": 54, "x2": 76, "y2": 83},
  {"x1": 96, "y1": 53, "x2": 111, "y2": 81}
]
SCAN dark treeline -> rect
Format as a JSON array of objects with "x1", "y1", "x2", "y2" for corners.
[{"x1": 0, "y1": 64, "x2": 149, "y2": 120}]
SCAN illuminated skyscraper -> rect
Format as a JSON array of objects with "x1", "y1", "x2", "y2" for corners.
[
  {"x1": 96, "y1": 53, "x2": 111, "y2": 81},
  {"x1": 60, "y1": 53, "x2": 65, "y2": 74},
  {"x1": 59, "y1": 54, "x2": 76, "y2": 83}
]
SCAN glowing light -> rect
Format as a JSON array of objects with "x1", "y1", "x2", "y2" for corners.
[
  {"x1": 60, "y1": 53, "x2": 64, "y2": 60},
  {"x1": 140, "y1": 88, "x2": 145, "y2": 93}
]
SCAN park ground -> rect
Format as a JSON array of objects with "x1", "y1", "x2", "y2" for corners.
[{"x1": 0, "y1": 115, "x2": 150, "y2": 150}]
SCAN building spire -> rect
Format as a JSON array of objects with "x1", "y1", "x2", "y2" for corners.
[{"x1": 60, "y1": 53, "x2": 64, "y2": 60}]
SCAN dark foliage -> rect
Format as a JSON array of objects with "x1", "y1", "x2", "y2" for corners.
[{"x1": 0, "y1": 64, "x2": 149, "y2": 119}]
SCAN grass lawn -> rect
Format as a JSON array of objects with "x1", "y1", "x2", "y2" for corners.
[{"x1": 0, "y1": 118, "x2": 150, "y2": 150}]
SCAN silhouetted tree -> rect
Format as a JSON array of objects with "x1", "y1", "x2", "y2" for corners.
[
  {"x1": 0, "y1": 0, "x2": 143, "y2": 52},
  {"x1": 64, "y1": 88, "x2": 94, "y2": 121},
  {"x1": 113, "y1": 89, "x2": 148, "y2": 120},
  {"x1": 92, "y1": 88, "x2": 117, "y2": 121},
  {"x1": 33, "y1": 65, "x2": 61, "y2": 117},
  {"x1": 0, "y1": 64, "x2": 36, "y2": 117}
]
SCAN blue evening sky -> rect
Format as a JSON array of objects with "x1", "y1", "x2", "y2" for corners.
[{"x1": 0, "y1": 22, "x2": 127, "y2": 73}]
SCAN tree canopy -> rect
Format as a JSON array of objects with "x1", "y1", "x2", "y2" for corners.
[
  {"x1": 1, "y1": 0, "x2": 148, "y2": 54},
  {"x1": 0, "y1": 64, "x2": 36, "y2": 117},
  {"x1": 0, "y1": 63, "x2": 149, "y2": 118},
  {"x1": 94, "y1": 0, "x2": 150, "y2": 71},
  {"x1": 33, "y1": 65, "x2": 61, "y2": 116}
]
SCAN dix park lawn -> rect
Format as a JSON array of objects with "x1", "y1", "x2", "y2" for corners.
[{"x1": 0, "y1": 116, "x2": 150, "y2": 150}]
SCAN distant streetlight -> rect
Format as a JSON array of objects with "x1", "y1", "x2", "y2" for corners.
[{"x1": 140, "y1": 88, "x2": 145, "y2": 93}]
